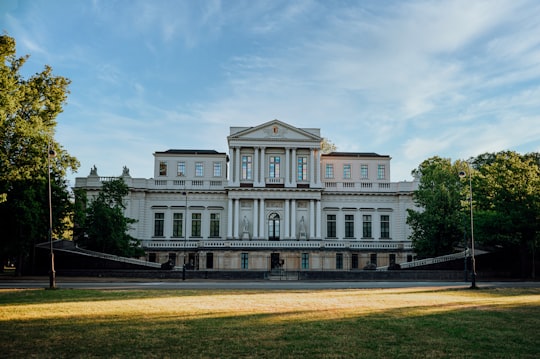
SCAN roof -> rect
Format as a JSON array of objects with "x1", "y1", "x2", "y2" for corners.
[
  {"x1": 321, "y1": 152, "x2": 390, "y2": 158},
  {"x1": 154, "y1": 149, "x2": 227, "y2": 155}
]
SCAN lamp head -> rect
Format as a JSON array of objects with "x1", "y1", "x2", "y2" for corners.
[{"x1": 458, "y1": 171, "x2": 466, "y2": 178}]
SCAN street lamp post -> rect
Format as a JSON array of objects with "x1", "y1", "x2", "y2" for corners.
[
  {"x1": 459, "y1": 163, "x2": 477, "y2": 289},
  {"x1": 47, "y1": 143, "x2": 56, "y2": 289},
  {"x1": 182, "y1": 191, "x2": 187, "y2": 280}
]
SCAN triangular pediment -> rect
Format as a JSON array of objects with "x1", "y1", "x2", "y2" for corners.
[{"x1": 228, "y1": 120, "x2": 321, "y2": 143}]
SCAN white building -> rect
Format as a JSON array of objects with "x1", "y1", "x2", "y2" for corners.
[{"x1": 74, "y1": 120, "x2": 418, "y2": 272}]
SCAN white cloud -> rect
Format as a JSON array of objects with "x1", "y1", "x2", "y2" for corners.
[{"x1": 7, "y1": 0, "x2": 540, "y2": 184}]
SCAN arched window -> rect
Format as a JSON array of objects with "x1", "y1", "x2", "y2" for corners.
[{"x1": 268, "y1": 213, "x2": 280, "y2": 241}]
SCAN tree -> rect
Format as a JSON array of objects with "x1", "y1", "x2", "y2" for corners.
[
  {"x1": 406, "y1": 157, "x2": 465, "y2": 258},
  {"x1": 321, "y1": 137, "x2": 337, "y2": 154},
  {"x1": 0, "y1": 34, "x2": 78, "y2": 273},
  {"x1": 80, "y1": 179, "x2": 143, "y2": 257},
  {"x1": 472, "y1": 151, "x2": 540, "y2": 277}
]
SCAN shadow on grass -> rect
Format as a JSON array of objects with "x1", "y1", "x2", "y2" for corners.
[{"x1": 0, "y1": 290, "x2": 539, "y2": 358}]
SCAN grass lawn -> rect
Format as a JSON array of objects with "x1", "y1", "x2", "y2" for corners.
[{"x1": 0, "y1": 286, "x2": 539, "y2": 358}]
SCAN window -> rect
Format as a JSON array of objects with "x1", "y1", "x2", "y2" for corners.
[
  {"x1": 177, "y1": 162, "x2": 185, "y2": 176},
  {"x1": 370, "y1": 253, "x2": 378, "y2": 266},
  {"x1": 297, "y1": 156, "x2": 308, "y2": 181},
  {"x1": 325, "y1": 164, "x2": 334, "y2": 178},
  {"x1": 301, "y1": 253, "x2": 309, "y2": 269},
  {"x1": 268, "y1": 213, "x2": 280, "y2": 240},
  {"x1": 361, "y1": 164, "x2": 368, "y2": 179},
  {"x1": 345, "y1": 214, "x2": 354, "y2": 238},
  {"x1": 389, "y1": 253, "x2": 396, "y2": 265},
  {"x1": 343, "y1": 164, "x2": 351, "y2": 179},
  {"x1": 336, "y1": 253, "x2": 343, "y2": 269},
  {"x1": 241, "y1": 155, "x2": 252, "y2": 180},
  {"x1": 195, "y1": 162, "x2": 204, "y2": 177},
  {"x1": 159, "y1": 161, "x2": 167, "y2": 176},
  {"x1": 269, "y1": 156, "x2": 280, "y2": 178},
  {"x1": 352, "y1": 254, "x2": 359, "y2": 269},
  {"x1": 168, "y1": 253, "x2": 176, "y2": 266},
  {"x1": 380, "y1": 215, "x2": 390, "y2": 238},
  {"x1": 241, "y1": 253, "x2": 249, "y2": 269},
  {"x1": 173, "y1": 213, "x2": 183, "y2": 237},
  {"x1": 210, "y1": 213, "x2": 220, "y2": 237},
  {"x1": 206, "y1": 253, "x2": 214, "y2": 269},
  {"x1": 154, "y1": 213, "x2": 164, "y2": 237},
  {"x1": 362, "y1": 215, "x2": 372, "y2": 238},
  {"x1": 148, "y1": 253, "x2": 156, "y2": 263},
  {"x1": 213, "y1": 162, "x2": 222, "y2": 177},
  {"x1": 377, "y1": 164, "x2": 385, "y2": 180},
  {"x1": 191, "y1": 213, "x2": 201, "y2": 237},
  {"x1": 327, "y1": 214, "x2": 336, "y2": 238}
]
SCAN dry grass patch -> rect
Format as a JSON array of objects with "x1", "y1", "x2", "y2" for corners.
[{"x1": 0, "y1": 287, "x2": 539, "y2": 358}]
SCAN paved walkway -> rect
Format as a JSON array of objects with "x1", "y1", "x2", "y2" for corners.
[{"x1": 1, "y1": 276, "x2": 539, "y2": 290}]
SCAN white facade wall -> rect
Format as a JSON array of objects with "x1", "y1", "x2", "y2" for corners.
[{"x1": 74, "y1": 120, "x2": 418, "y2": 270}]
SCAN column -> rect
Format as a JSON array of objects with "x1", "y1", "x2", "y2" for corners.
[
  {"x1": 285, "y1": 147, "x2": 290, "y2": 186},
  {"x1": 253, "y1": 147, "x2": 259, "y2": 186},
  {"x1": 316, "y1": 200, "x2": 322, "y2": 239},
  {"x1": 291, "y1": 199, "x2": 296, "y2": 239},
  {"x1": 315, "y1": 149, "x2": 321, "y2": 186},
  {"x1": 284, "y1": 199, "x2": 290, "y2": 239},
  {"x1": 227, "y1": 199, "x2": 233, "y2": 239},
  {"x1": 233, "y1": 199, "x2": 240, "y2": 239},
  {"x1": 337, "y1": 208, "x2": 343, "y2": 240},
  {"x1": 253, "y1": 198, "x2": 259, "y2": 239},
  {"x1": 259, "y1": 199, "x2": 265, "y2": 240},
  {"x1": 310, "y1": 149, "x2": 315, "y2": 185},
  {"x1": 235, "y1": 147, "x2": 241, "y2": 186},
  {"x1": 291, "y1": 148, "x2": 297, "y2": 187},
  {"x1": 229, "y1": 148, "x2": 234, "y2": 185},
  {"x1": 310, "y1": 200, "x2": 315, "y2": 239},
  {"x1": 354, "y1": 210, "x2": 362, "y2": 240},
  {"x1": 261, "y1": 147, "x2": 266, "y2": 185}
]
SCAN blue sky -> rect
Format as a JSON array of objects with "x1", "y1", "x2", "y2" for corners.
[{"x1": 3, "y1": 0, "x2": 540, "y2": 183}]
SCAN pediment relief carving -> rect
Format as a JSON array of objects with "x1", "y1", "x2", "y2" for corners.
[{"x1": 228, "y1": 120, "x2": 321, "y2": 142}]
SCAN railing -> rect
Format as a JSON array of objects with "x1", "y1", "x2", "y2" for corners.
[
  {"x1": 74, "y1": 177, "x2": 228, "y2": 191},
  {"x1": 266, "y1": 177, "x2": 284, "y2": 185},
  {"x1": 55, "y1": 245, "x2": 162, "y2": 268},
  {"x1": 142, "y1": 239, "x2": 413, "y2": 250},
  {"x1": 322, "y1": 181, "x2": 416, "y2": 192},
  {"x1": 75, "y1": 176, "x2": 416, "y2": 193},
  {"x1": 395, "y1": 250, "x2": 470, "y2": 270}
]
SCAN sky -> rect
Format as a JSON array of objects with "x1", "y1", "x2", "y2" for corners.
[{"x1": 2, "y1": 0, "x2": 540, "y2": 184}]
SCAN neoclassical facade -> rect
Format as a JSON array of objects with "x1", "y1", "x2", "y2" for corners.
[{"x1": 75, "y1": 120, "x2": 418, "y2": 271}]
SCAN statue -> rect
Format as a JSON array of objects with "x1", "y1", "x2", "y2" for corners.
[
  {"x1": 89, "y1": 165, "x2": 98, "y2": 176},
  {"x1": 122, "y1": 166, "x2": 130, "y2": 177},
  {"x1": 299, "y1": 216, "x2": 307, "y2": 239},
  {"x1": 241, "y1": 216, "x2": 250, "y2": 240}
]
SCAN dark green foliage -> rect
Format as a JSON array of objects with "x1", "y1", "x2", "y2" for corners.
[
  {"x1": 472, "y1": 151, "x2": 540, "y2": 276},
  {"x1": 406, "y1": 157, "x2": 465, "y2": 258},
  {"x1": 81, "y1": 179, "x2": 143, "y2": 257},
  {"x1": 0, "y1": 34, "x2": 78, "y2": 273},
  {"x1": 408, "y1": 151, "x2": 540, "y2": 277}
]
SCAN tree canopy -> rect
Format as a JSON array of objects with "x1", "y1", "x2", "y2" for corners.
[
  {"x1": 406, "y1": 157, "x2": 466, "y2": 258},
  {"x1": 0, "y1": 34, "x2": 78, "y2": 273},
  {"x1": 321, "y1": 137, "x2": 337, "y2": 154},
  {"x1": 472, "y1": 151, "x2": 540, "y2": 276},
  {"x1": 77, "y1": 179, "x2": 143, "y2": 258},
  {"x1": 407, "y1": 151, "x2": 540, "y2": 277}
]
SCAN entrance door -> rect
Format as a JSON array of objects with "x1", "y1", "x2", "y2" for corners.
[
  {"x1": 268, "y1": 213, "x2": 280, "y2": 241},
  {"x1": 187, "y1": 253, "x2": 198, "y2": 270},
  {"x1": 271, "y1": 253, "x2": 280, "y2": 270}
]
